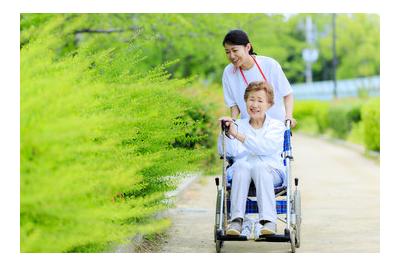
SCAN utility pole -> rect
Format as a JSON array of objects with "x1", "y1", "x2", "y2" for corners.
[{"x1": 332, "y1": 13, "x2": 338, "y2": 98}]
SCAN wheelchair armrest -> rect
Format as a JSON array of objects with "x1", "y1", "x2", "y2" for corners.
[{"x1": 274, "y1": 186, "x2": 287, "y2": 196}]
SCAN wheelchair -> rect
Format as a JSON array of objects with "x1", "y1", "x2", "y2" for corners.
[{"x1": 214, "y1": 120, "x2": 301, "y2": 253}]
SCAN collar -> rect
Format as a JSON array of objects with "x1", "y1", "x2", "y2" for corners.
[{"x1": 247, "y1": 114, "x2": 271, "y2": 130}]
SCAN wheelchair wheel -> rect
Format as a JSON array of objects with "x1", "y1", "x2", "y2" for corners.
[
  {"x1": 214, "y1": 189, "x2": 225, "y2": 252},
  {"x1": 290, "y1": 230, "x2": 296, "y2": 253},
  {"x1": 216, "y1": 240, "x2": 223, "y2": 253},
  {"x1": 214, "y1": 189, "x2": 222, "y2": 236},
  {"x1": 294, "y1": 190, "x2": 301, "y2": 248},
  {"x1": 295, "y1": 226, "x2": 301, "y2": 248}
]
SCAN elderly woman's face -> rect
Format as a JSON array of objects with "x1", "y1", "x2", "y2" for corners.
[{"x1": 246, "y1": 90, "x2": 271, "y2": 120}]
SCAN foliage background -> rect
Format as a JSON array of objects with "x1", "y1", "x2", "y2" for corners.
[
  {"x1": 21, "y1": 13, "x2": 380, "y2": 83},
  {"x1": 20, "y1": 13, "x2": 379, "y2": 252},
  {"x1": 21, "y1": 14, "x2": 215, "y2": 252}
]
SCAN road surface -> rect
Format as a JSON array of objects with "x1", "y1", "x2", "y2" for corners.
[{"x1": 160, "y1": 133, "x2": 380, "y2": 252}]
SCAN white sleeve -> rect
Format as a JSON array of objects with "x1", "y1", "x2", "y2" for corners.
[
  {"x1": 217, "y1": 133, "x2": 238, "y2": 157},
  {"x1": 272, "y1": 60, "x2": 293, "y2": 97},
  {"x1": 222, "y1": 71, "x2": 236, "y2": 108},
  {"x1": 242, "y1": 122, "x2": 284, "y2": 156}
]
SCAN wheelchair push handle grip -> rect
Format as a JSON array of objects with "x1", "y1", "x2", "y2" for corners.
[
  {"x1": 215, "y1": 177, "x2": 220, "y2": 186},
  {"x1": 285, "y1": 119, "x2": 292, "y2": 129}
]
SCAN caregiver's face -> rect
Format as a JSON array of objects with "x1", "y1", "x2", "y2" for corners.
[
  {"x1": 246, "y1": 90, "x2": 271, "y2": 120},
  {"x1": 224, "y1": 43, "x2": 251, "y2": 68}
]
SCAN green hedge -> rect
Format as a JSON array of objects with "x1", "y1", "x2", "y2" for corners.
[
  {"x1": 20, "y1": 17, "x2": 214, "y2": 252},
  {"x1": 362, "y1": 98, "x2": 380, "y2": 151},
  {"x1": 326, "y1": 101, "x2": 362, "y2": 138},
  {"x1": 294, "y1": 98, "x2": 379, "y2": 151}
]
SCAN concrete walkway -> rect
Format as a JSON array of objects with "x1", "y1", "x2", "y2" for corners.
[{"x1": 160, "y1": 133, "x2": 380, "y2": 252}]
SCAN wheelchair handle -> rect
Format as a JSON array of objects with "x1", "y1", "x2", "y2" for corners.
[{"x1": 285, "y1": 119, "x2": 292, "y2": 129}]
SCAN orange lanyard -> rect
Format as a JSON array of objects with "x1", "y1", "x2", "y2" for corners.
[{"x1": 239, "y1": 56, "x2": 267, "y2": 85}]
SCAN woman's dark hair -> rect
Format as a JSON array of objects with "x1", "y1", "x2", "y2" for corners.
[{"x1": 222, "y1": 29, "x2": 257, "y2": 55}]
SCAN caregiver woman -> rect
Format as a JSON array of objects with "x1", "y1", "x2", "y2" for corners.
[{"x1": 222, "y1": 29, "x2": 296, "y2": 127}]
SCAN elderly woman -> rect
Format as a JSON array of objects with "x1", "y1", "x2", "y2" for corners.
[{"x1": 218, "y1": 80, "x2": 286, "y2": 237}]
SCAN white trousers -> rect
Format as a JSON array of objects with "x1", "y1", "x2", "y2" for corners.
[{"x1": 230, "y1": 160, "x2": 283, "y2": 223}]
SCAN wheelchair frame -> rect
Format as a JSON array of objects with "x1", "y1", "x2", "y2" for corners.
[{"x1": 214, "y1": 120, "x2": 301, "y2": 253}]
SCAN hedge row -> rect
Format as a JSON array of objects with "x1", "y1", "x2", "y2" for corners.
[
  {"x1": 361, "y1": 99, "x2": 380, "y2": 151},
  {"x1": 20, "y1": 17, "x2": 215, "y2": 252},
  {"x1": 294, "y1": 98, "x2": 380, "y2": 151}
]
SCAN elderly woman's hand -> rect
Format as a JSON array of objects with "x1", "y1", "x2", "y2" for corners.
[{"x1": 219, "y1": 116, "x2": 238, "y2": 138}]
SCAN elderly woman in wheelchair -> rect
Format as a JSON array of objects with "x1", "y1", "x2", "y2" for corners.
[{"x1": 218, "y1": 80, "x2": 286, "y2": 237}]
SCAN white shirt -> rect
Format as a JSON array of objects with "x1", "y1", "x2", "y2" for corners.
[
  {"x1": 222, "y1": 55, "x2": 293, "y2": 121},
  {"x1": 218, "y1": 115, "x2": 286, "y2": 173}
]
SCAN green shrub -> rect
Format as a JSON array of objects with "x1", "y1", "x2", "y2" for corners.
[
  {"x1": 362, "y1": 98, "x2": 380, "y2": 151},
  {"x1": 326, "y1": 101, "x2": 362, "y2": 139},
  {"x1": 295, "y1": 98, "x2": 378, "y2": 152},
  {"x1": 20, "y1": 17, "x2": 214, "y2": 252},
  {"x1": 172, "y1": 103, "x2": 214, "y2": 149},
  {"x1": 347, "y1": 121, "x2": 365, "y2": 145},
  {"x1": 313, "y1": 102, "x2": 330, "y2": 133},
  {"x1": 293, "y1": 101, "x2": 318, "y2": 120},
  {"x1": 297, "y1": 116, "x2": 319, "y2": 133},
  {"x1": 346, "y1": 102, "x2": 362, "y2": 124},
  {"x1": 326, "y1": 104, "x2": 351, "y2": 138},
  {"x1": 294, "y1": 100, "x2": 330, "y2": 134},
  {"x1": 293, "y1": 100, "x2": 319, "y2": 131}
]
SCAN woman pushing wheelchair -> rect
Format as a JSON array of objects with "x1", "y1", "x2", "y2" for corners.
[{"x1": 218, "y1": 80, "x2": 286, "y2": 237}]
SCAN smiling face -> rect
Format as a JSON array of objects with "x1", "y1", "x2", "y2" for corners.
[
  {"x1": 245, "y1": 89, "x2": 271, "y2": 120},
  {"x1": 224, "y1": 43, "x2": 252, "y2": 68}
]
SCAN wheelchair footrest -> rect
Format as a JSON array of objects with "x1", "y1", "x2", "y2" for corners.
[
  {"x1": 255, "y1": 233, "x2": 290, "y2": 242},
  {"x1": 217, "y1": 234, "x2": 249, "y2": 241}
]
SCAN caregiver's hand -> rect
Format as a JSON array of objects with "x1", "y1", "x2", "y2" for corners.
[{"x1": 285, "y1": 116, "x2": 297, "y2": 128}]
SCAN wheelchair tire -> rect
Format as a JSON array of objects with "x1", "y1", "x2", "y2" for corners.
[
  {"x1": 295, "y1": 226, "x2": 301, "y2": 248},
  {"x1": 290, "y1": 230, "x2": 296, "y2": 253},
  {"x1": 294, "y1": 190, "x2": 301, "y2": 248},
  {"x1": 214, "y1": 190, "x2": 222, "y2": 236},
  {"x1": 216, "y1": 240, "x2": 223, "y2": 253},
  {"x1": 214, "y1": 188, "x2": 225, "y2": 253}
]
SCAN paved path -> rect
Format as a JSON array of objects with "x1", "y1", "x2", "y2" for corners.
[{"x1": 160, "y1": 133, "x2": 380, "y2": 252}]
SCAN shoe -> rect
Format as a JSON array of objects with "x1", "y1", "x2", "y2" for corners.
[
  {"x1": 240, "y1": 219, "x2": 253, "y2": 239},
  {"x1": 226, "y1": 219, "x2": 242, "y2": 236},
  {"x1": 254, "y1": 222, "x2": 262, "y2": 240},
  {"x1": 260, "y1": 221, "x2": 277, "y2": 235}
]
